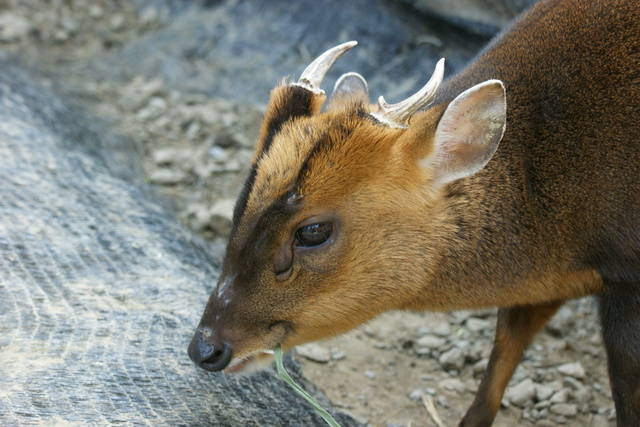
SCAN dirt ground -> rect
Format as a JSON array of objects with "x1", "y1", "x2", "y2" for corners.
[{"x1": 0, "y1": 1, "x2": 617, "y2": 426}]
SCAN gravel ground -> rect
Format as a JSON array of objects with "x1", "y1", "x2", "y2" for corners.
[{"x1": 0, "y1": 1, "x2": 617, "y2": 425}]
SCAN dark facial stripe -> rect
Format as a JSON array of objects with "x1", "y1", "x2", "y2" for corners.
[
  {"x1": 232, "y1": 86, "x2": 316, "y2": 227},
  {"x1": 294, "y1": 132, "x2": 330, "y2": 191},
  {"x1": 293, "y1": 107, "x2": 365, "y2": 191},
  {"x1": 233, "y1": 166, "x2": 258, "y2": 226},
  {"x1": 228, "y1": 191, "x2": 302, "y2": 286},
  {"x1": 260, "y1": 86, "x2": 316, "y2": 156}
]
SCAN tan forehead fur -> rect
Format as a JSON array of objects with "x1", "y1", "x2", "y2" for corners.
[
  {"x1": 244, "y1": 117, "x2": 316, "y2": 217},
  {"x1": 245, "y1": 105, "x2": 422, "y2": 220}
]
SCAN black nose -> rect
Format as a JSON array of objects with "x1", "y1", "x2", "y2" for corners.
[{"x1": 188, "y1": 327, "x2": 232, "y2": 371}]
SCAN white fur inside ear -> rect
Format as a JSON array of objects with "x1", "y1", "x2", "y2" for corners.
[{"x1": 426, "y1": 80, "x2": 506, "y2": 185}]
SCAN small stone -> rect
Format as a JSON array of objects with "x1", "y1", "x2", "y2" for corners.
[
  {"x1": 589, "y1": 333, "x2": 603, "y2": 346},
  {"x1": 233, "y1": 132, "x2": 255, "y2": 148},
  {"x1": 508, "y1": 378, "x2": 536, "y2": 407},
  {"x1": 415, "y1": 347, "x2": 430, "y2": 356},
  {"x1": 208, "y1": 199, "x2": 235, "y2": 236},
  {"x1": 562, "y1": 376, "x2": 583, "y2": 391},
  {"x1": 148, "y1": 169, "x2": 187, "y2": 185},
  {"x1": 0, "y1": 13, "x2": 32, "y2": 41},
  {"x1": 416, "y1": 335, "x2": 445, "y2": 350},
  {"x1": 221, "y1": 112, "x2": 236, "y2": 127},
  {"x1": 330, "y1": 348, "x2": 346, "y2": 361},
  {"x1": 110, "y1": 14, "x2": 126, "y2": 31},
  {"x1": 89, "y1": 5, "x2": 104, "y2": 18},
  {"x1": 60, "y1": 18, "x2": 78, "y2": 34},
  {"x1": 408, "y1": 389, "x2": 423, "y2": 402},
  {"x1": 530, "y1": 408, "x2": 542, "y2": 420},
  {"x1": 429, "y1": 320, "x2": 452, "y2": 337},
  {"x1": 472, "y1": 358, "x2": 489, "y2": 375},
  {"x1": 546, "y1": 306, "x2": 573, "y2": 336},
  {"x1": 364, "y1": 370, "x2": 376, "y2": 380},
  {"x1": 53, "y1": 28, "x2": 70, "y2": 42},
  {"x1": 153, "y1": 147, "x2": 182, "y2": 165},
  {"x1": 193, "y1": 163, "x2": 215, "y2": 180},
  {"x1": 550, "y1": 388, "x2": 571, "y2": 404},
  {"x1": 572, "y1": 387, "x2": 591, "y2": 405},
  {"x1": 296, "y1": 343, "x2": 331, "y2": 363},
  {"x1": 185, "y1": 121, "x2": 201, "y2": 140},
  {"x1": 465, "y1": 317, "x2": 492, "y2": 332},
  {"x1": 552, "y1": 415, "x2": 567, "y2": 424},
  {"x1": 191, "y1": 105, "x2": 220, "y2": 125},
  {"x1": 550, "y1": 403, "x2": 577, "y2": 417},
  {"x1": 588, "y1": 414, "x2": 609, "y2": 427},
  {"x1": 216, "y1": 130, "x2": 243, "y2": 148},
  {"x1": 436, "y1": 395, "x2": 449, "y2": 408},
  {"x1": 119, "y1": 78, "x2": 164, "y2": 112},
  {"x1": 557, "y1": 362, "x2": 585, "y2": 379},
  {"x1": 221, "y1": 158, "x2": 243, "y2": 172},
  {"x1": 535, "y1": 384, "x2": 554, "y2": 401},
  {"x1": 139, "y1": 6, "x2": 160, "y2": 25},
  {"x1": 438, "y1": 347, "x2": 465, "y2": 371},
  {"x1": 450, "y1": 311, "x2": 471, "y2": 324},
  {"x1": 438, "y1": 378, "x2": 465, "y2": 393},
  {"x1": 209, "y1": 146, "x2": 229, "y2": 162},
  {"x1": 546, "y1": 380, "x2": 564, "y2": 392},
  {"x1": 186, "y1": 204, "x2": 212, "y2": 232},
  {"x1": 137, "y1": 97, "x2": 168, "y2": 121},
  {"x1": 534, "y1": 399, "x2": 551, "y2": 409},
  {"x1": 343, "y1": 411, "x2": 368, "y2": 425}
]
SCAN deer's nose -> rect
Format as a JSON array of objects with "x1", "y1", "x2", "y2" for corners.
[{"x1": 188, "y1": 327, "x2": 232, "y2": 372}]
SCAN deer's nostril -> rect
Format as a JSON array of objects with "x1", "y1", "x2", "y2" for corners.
[
  {"x1": 188, "y1": 328, "x2": 233, "y2": 371},
  {"x1": 201, "y1": 342, "x2": 232, "y2": 371}
]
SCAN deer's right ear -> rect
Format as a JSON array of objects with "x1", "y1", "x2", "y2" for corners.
[
  {"x1": 423, "y1": 80, "x2": 507, "y2": 185},
  {"x1": 327, "y1": 72, "x2": 369, "y2": 110}
]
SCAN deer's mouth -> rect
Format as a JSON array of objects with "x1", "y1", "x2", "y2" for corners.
[{"x1": 223, "y1": 349, "x2": 276, "y2": 374}]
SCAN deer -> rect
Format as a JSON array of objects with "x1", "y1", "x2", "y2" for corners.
[{"x1": 188, "y1": 0, "x2": 640, "y2": 424}]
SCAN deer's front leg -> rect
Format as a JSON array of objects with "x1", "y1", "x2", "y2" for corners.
[{"x1": 459, "y1": 300, "x2": 565, "y2": 427}]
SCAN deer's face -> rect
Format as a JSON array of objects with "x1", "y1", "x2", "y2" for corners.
[{"x1": 188, "y1": 42, "x2": 506, "y2": 373}]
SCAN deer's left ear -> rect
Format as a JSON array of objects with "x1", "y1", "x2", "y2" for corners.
[
  {"x1": 424, "y1": 80, "x2": 506, "y2": 185},
  {"x1": 326, "y1": 72, "x2": 369, "y2": 110}
]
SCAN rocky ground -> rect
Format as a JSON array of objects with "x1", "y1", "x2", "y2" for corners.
[{"x1": 0, "y1": 1, "x2": 617, "y2": 426}]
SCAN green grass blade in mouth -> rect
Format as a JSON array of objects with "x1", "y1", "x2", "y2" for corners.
[{"x1": 274, "y1": 344, "x2": 341, "y2": 427}]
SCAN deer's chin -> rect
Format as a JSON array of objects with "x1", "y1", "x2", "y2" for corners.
[{"x1": 222, "y1": 350, "x2": 274, "y2": 375}]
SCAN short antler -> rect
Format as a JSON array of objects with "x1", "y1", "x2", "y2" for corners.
[
  {"x1": 371, "y1": 58, "x2": 445, "y2": 128},
  {"x1": 293, "y1": 41, "x2": 358, "y2": 95}
]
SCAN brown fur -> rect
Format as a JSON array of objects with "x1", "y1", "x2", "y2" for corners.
[{"x1": 191, "y1": 0, "x2": 639, "y2": 424}]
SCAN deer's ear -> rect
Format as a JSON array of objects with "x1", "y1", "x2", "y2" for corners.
[
  {"x1": 326, "y1": 72, "x2": 369, "y2": 110},
  {"x1": 424, "y1": 80, "x2": 506, "y2": 185}
]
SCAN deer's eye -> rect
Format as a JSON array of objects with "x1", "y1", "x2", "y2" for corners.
[{"x1": 295, "y1": 222, "x2": 333, "y2": 247}]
